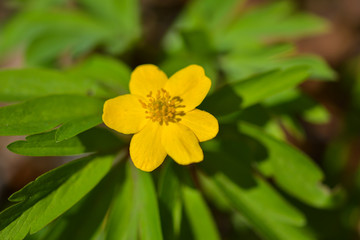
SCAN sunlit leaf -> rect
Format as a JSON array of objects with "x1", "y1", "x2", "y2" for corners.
[
  {"x1": 222, "y1": 50, "x2": 335, "y2": 82},
  {"x1": 202, "y1": 67, "x2": 309, "y2": 117},
  {"x1": 0, "y1": 154, "x2": 114, "y2": 240},
  {"x1": 0, "y1": 95, "x2": 104, "y2": 136},
  {"x1": 78, "y1": 0, "x2": 141, "y2": 53},
  {"x1": 0, "y1": 68, "x2": 111, "y2": 101},
  {"x1": 277, "y1": 55, "x2": 336, "y2": 80},
  {"x1": 200, "y1": 132, "x2": 311, "y2": 239},
  {"x1": 7, "y1": 128, "x2": 122, "y2": 156},
  {"x1": 303, "y1": 105, "x2": 331, "y2": 124},
  {"x1": 239, "y1": 122, "x2": 339, "y2": 207},
  {"x1": 0, "y1": 11, "x2": 110, "y2": 59},
  {"x1": 55, "y1": 115, "x2": 102, "y2": 142},
  {"x1": 202, "y1": 151, "x2": 306, "y2": 227},
  {"x1": 177, "y1": 0, "x2": 245, "y2": 32},
  {"x1": 213, "y1": 173, "x2": 315, "y2": 240},
  {"x1": 105, "y1": 162, "x2": 142, "y2": 240},
  {"x1": 180, "y1": 169, "x2": 221, "y2": 240},
  {"x1": 40, "y1": 161, "x2": 124, "y2": 240},
  {"x1": 233, "y1": 67, "x2": 309, "y2": 108},
  {"x1": 218, "y1": 1, "x2": 328, "y2": 50},
  {"x1": 25, "y1": 31, "x2": 102, "y2": 66},
  {"x1": 105, "y1": 162, "x2": 139, "y2": 240},
  {"x1": 135, "y1": 168, "x2": 163, "y2": 240},
  {"x1": 67, "y1": 55, "x2": 131, "y2": 94}
]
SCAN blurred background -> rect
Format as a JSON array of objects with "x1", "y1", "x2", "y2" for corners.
[{"x1": 0, "y1": 0, "x2": 360, "y2": 238}]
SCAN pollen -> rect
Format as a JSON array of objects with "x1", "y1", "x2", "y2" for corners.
[{"x1": 139, "y1": 88, "x2": 185, "y2": 125}]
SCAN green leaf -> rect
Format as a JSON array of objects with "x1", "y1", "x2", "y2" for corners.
[
  {"x1": 263, "y1": 88, "x2": 313, "y2": 113},
  {"x1": 197, "y1": 171, "x2": 232, "y2": 211},
  {"x1": 202, "y1": 152, "x2": 306, "y2": 227},
  {"x1": 0, "y1": 11, "x2": 110, "y2": 59},
  {"x1": 40, "y1": 161, "x2": 124, "y2": 240},
  {"x1": 78, "y1": 0, "x2": 141, "y2": 54},
  {"x1": 218, "y1": 1, "x2": 328, "y2": 50},
  {"x1": 135, "y1": 169, "x2": 163, "y2": 240},
  {"x1": 178, "y1": 0, "x2": 245, "y2": 32},
  {"x1": 180, "y1": 169, "x2": 221, "y2": 240},
  {"x1": 0, "y1": 154, "x2": 114, "y2": 240},
  {"x1": 25, "y1": 31, "x2": 102, "y2": 66},
  {"x1": 7, "y1": 127, "x2": 122, "y2": 156},
  {"x1": 233, "y1": 67, "x2": 309, "y2": 108},
  {"x1": 101, "y1": 163, "x2": 162, "y2": 240},
  {"x1": 220, "y1": 43, "x2": 295, "y2": 82},
  {"x1": 303, "y1": 105, "x2": 330, "y2": 124},
  {"x1": 213, "y1": 173, "x2": 315, "y2": 240},
  {"x1": 201, "y1": 131, "x2": 311, "y2": 240},
  {"x1": 158, "y1": 161, "x2": 182, "y2": 239},
  {"x1": 67, "y1": 55, "x2": 131, "y2": 94},
  {"x1": 201, "y1": 67, "x2": 309, "y2": 117},
  {"x1": 239, "y1": 122, "x2": 338, "y2": 207},
  {"x1": 0, "y1": 68, "x2": 111, "y2": 101},
  {"x1": 13, "y1": 0, "x2": 67, "y2": 11},
  {"x1": 277, "y1": 55, "x2": 336, "y2": 81},
  {"x1": 222, "y1": 47, "x2": 335, "y2": 82},
  {"x1": 55, "y1": 115, "x2": 102, "y2": 142},
  {"x1": 0, "y1": 95, "x2": 104, "y2": 136},
  {"x1": 105, "y1": 162, "x2": 139, "y2": 240}
]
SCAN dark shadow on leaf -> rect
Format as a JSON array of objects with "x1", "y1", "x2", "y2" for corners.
[
  {"x1": 237, "y1": 104, "x2": 271, "y2": 127},
  {"x1": 78, "y1": 127, "x2": 125, "y2": 154},
  {"x1": 41, "y1": 161, "x2": 126, "y2": 240},
  {"x1": 200, "y1": 123, "x2": 269, "y2": 189},
  {"x1": 200, "y1": 85, "x2": 243, "y2": 117}
]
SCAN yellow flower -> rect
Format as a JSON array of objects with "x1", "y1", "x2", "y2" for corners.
[{"x1": 102, "y1": 64, "x2": 219, "y2": 172}]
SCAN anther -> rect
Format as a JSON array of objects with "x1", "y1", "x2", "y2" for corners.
[{"x1": 138, "y1": 89, "x2": 185, "y2": 125}]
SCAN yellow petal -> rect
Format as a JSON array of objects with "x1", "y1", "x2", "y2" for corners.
[
  {"x1": 130, "y1": 122, "x2": 167, "y2": 172},
  {"x1": 165, "y1": 65, "x2": 211, "y2": 112},
  {"x1": 102, "y1": 94, "x2": 148, "y2": 134},
  {"x1": 181, "y1": 109, "x2": 219, "y2": 142},
  {"x1": 129, "y1": 64, "x2": 168, "y2": 97},
  {"x1": 162, "y1": 123, "x2": 203, "y2": 165}
]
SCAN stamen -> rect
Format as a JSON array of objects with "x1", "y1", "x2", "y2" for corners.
[{"x1": 139, "y1": 88, "x2": 185, "y2": 125}]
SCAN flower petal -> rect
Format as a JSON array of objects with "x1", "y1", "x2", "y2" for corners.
[
  {"x1": 129, "y1": 64, "x2": 168, "y2": 97},
  {"x1": 162, "y1": 123, "x2": 203, "y2": 165},
  {"x1": 165, "y1": 65, "x2": 211, "y2": 112},
  {"x1": 181, "y1": 109, "x2": 219, "y2": 142},
  {"x1": 130, "y1": 122, "x2": 167, "y2": 172},
  {"x1": 102, "y1": 94, "x2": 148, "y2": 134}
]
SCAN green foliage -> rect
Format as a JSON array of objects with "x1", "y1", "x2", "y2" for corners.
[
  {"x1": 239, "y1": 122, "x2": 338, "y2": 207},
  {"x1": 54, "y1": 115, "x2": 103, "y2": 142},
  {"x1": 0, "y1": 95, "x2": 104, "y2": 135},
  {"x1": 181, "y1": 169, "x2": 221, "y2": 240},
  {"x1": 39, "y1": 161, "x2": 124, "y2": 240},
  {"x1": 0, "y1": 68, "x2": 110, "y2": 101},
  {"x1": 202, "y1": 67, "x2": 309, "y2": 117},
  {"x1": 136, "y1": 169, "x2": 164, "y2": 240},
  {"x1": 233, "y1": 67, "x2": 309, "y2": 108},
  {"x1": 158, "y1": 162, "x2": 182, "y2": 239},
  {"x1": 105, "y1": 163, "x2": 139, "y2": 240},
  {"x1": 67, "y1": 55, "x2": 131, "y2": 94},
  {"x1": 212, "y1": 174, "x2": 315, "y2": 240},
  {"x1": 7, "y1": 128, "x2": 122, "y2": 156},
  {"x1": 200, "y1": 123, "x2": 316, "y2": 239},
  {"x1": 0, "y1": 0, "x2": 355, "y2": 239},
  {"x1": 0, "y1": 154, "x2": 114, "y2": 240},
  {"x1": 0, "y1": 0, "x2": 140, "y2": 64}
]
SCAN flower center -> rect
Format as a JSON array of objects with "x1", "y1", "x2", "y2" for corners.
[{"x1": 139, "y1": 88, "x2": 185, "y2": 125}]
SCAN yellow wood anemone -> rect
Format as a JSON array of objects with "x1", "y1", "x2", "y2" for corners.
[{"x1": 102, "y1": 64, "x2": 219, "y2": 172}]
